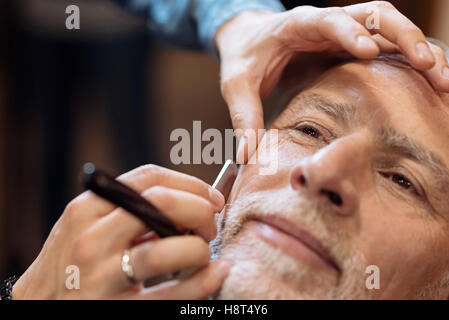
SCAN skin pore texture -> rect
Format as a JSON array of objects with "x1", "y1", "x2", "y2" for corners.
[{"x1": 209, "y1": 58, "x2": 449, "y2": 299}]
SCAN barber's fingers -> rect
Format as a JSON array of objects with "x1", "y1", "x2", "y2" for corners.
[
  {"x1": 344, "y1": 2, "x2": 435, "y2": 70},
  {"x1": 281, "y1": 6, "x2": 378, "y2": 58},
  {"x1": 141, "y1": 187, "x2": 217, "y2": 240},
  {"x1": 101, "y1": 235, "x2": 209, "y2": 293},
  {"x1": 371, "y1": 34, "x2": 399, "y2": 53},
  {"x1": 89, "y1": 186, "x2": 218, "y2": 248},
  {"x1": 67, "y1": 164, "x2": 225, "y2": 220},
  {"x1": 126, "y1": 236, "x2": 211, "y2": 284},
  {"x1": 118, "y1": 165, "x2": 224, "y2": 214},
  {"x1": 345, "y1": 35, "x2": 449, "y2": 91},
  {"x1": 422, "y1": 43, "x2": 449, "y2": 92},
  {"x1": 220, "y1": 76, "x2": 265, "y2": 164},
  {"x1": 116, "y1": 165, "x2": 222, "y2": 207},
  {"x1": 131, "y1": 260, "x2": 231, "y2": 300},
  {"x1": 304, "y1": 7, "x2": 380, "y2": 59},
  {"x1": 370, "y1": 38, "x2": 449, "y2": 91}
]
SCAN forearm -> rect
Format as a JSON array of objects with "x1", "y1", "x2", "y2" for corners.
[
  {"x1": 111, "y1": 0, "x2": 284, "y2": 56},
  {"x1": 196, "y1": 0, "x2": 285, "y2": 57}
]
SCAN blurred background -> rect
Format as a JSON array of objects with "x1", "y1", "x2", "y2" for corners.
[{"x1": 0, "y1": 0, "x2": 448, "y2": 281}]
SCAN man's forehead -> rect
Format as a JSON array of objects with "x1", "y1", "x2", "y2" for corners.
[
  {"x1": 282, "y1": 57, "x2": 447, "y2": 109},
  {"x1": 293, "y1": 60, "x2": 449, "y2": 132}
]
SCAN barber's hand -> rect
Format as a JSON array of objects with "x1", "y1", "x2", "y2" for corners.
[
  {"x1": 12, "y1": 165, "x2": 229, "y2": 299},
  {"x1": 216, "y1": 1, "x2": 449, "y2": 163}
]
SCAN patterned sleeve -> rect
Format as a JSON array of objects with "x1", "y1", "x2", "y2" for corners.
[{"x1": 112, "y1": 0, "x2": 285, "y2": 57}]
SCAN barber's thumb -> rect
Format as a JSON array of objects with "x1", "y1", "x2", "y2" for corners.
[
  {"x1": 225, "y1": 82, "x2": 265, "y2": 164},
  {"x1": 235, "y1": 115, "x2": 264, "y2": 165}
]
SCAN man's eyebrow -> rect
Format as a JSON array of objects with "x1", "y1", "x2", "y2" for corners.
[
  {"x1": 290, "y1": 93, "x2": 358, "y2": 126},
  {"x1": 377, "y1": 127, "x2": 449, "y2": 194}
]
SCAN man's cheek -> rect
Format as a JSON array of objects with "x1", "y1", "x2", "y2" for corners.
[
  {"x1": 357, "y1": 220, "x2": 434, "y2": 297},
  {"x1": 232, "y1": 130, "x2": 313, "y2": 200}
]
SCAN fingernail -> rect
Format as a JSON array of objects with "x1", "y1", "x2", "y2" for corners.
[
  {"x1": 415, "y1": 42, "x2": 434, "y2": 62},
  {"x1": 236, "y1": 136, "x2": 247, "y2": 165},
  {"x1": 214, "y1": 260, "x2": 231, "y2": 279},
  {"x1": 209, "y1": 187, "x2": 225, "y2": 209},
  {"x1": 356, "y1": 35, "x2": 377, "y2": 50},
  {"x1": 443, "y1": 66, "x2": 449, "y2": 80}
]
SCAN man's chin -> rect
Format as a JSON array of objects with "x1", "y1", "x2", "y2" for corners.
[{"x1": 212, "y1": 222, "x2": 341, "y2": 300}]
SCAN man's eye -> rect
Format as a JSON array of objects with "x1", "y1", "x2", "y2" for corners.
[
  {"x1": 391, "y1": 174, "x2": 414, "y2": 190},
  {"x1": 296, "y1": 125, "x2": 322, "y2": 139},
  {"x1": 290, "y1": 121, "x2": 333, "y2": 145},
  {"x1": 381, "y1": 172, "x2": 420, "y2": 197},
  {"x1": 302, "y1": 127, "x2": 320, "y2": 138}
]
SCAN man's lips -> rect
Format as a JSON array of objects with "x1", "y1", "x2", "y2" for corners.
[{"x1": 247, "y1": 216, "x2": 340, "y2": 273}]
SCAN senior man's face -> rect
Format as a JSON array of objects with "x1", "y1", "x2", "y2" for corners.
[{"x1": 211, "y1": 59, "x2": 449, "y2": 299}]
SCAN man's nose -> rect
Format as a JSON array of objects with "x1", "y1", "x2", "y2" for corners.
[{"x1": 290, "y1": 137, "x2": 367, "y2": 216}]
